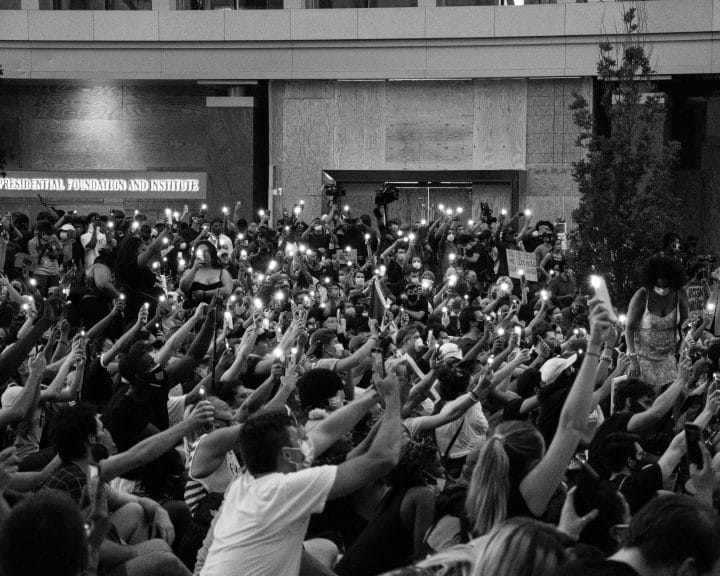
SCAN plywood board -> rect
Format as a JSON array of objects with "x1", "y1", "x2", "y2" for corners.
[
  {"x1": 284, "y1": 81, "x2": 336, "y2": 100},
  {"x1": 281, "y1": 97, "x2": 334, "y2": 208},
  {"x1": 473, "y1": 79, "x2": 527, "y2": 170},
  {"x1": 386, "y1": 119, "x2": 473, "y2": 168},
  {"x1": 385, "y1": 80, "x2": 473, "y2": 169},
  {"x1": 332, "y1": 81, "x2": 386, "y2": 170}
]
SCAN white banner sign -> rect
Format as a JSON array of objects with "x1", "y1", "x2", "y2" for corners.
[{"x1": 507, "y1": 249, "x2": 538, "y2": 282}]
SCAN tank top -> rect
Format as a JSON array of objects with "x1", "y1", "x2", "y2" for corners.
[
  {"x1": 634, "y1": 287, "x2": 679, "y2": 387},
  {"x1": 183, "y1": 271, "x2": 224, "y2": 309},
  {"x1": 184, "y1": 434, "x2": 242, "y2": 514}
]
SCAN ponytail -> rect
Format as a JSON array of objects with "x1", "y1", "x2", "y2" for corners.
[
  {"x1": 466, "y1": 435, "x2": 510, "y2": 536},
  {"x1": 465, "y1": 421, "x2": 545, "y2": 537}
]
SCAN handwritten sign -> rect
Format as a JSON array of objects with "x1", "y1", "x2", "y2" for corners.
[
  {"x1": 686, "y1": 285, "x2": 707, "y2": 318},
  {"x1": 336, "y1": 248, "x2": 358, "y2": 265},
  {"x1": 507, "y1": 249, "x2": 538, "y2": 282}
]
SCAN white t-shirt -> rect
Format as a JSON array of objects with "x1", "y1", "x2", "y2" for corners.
[
  {"x1": 80, "y1": 228, "x2": 107, "y2": 270},
  {"x1": 405, "y1": 402, "x2": 488, "y2": 460},
  {"x1": 201, "y1": 465, "x2": 337, "y2": 576}
]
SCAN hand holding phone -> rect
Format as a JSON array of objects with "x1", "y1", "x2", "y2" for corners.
[
  {"x1": 685, "y1": 423, "x2": 704, "y2": 470},
  {"x1": 589, "y1": 275, "x2": 618, "y2": 323},
  {"x1": 371, "y1": 348, "x2": 385, "y2": 379}
]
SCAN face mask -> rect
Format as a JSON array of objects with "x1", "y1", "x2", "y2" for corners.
[
  {"x1": 447, "y1": 235, "x2": 455, "y2": 242},
  {"x1": 313, "y1": 225, "x2": 322, "y2": 232},
  {"x1": 328, "y1": 394, "x2": 344, "y2": 409},
  {"x1": 412, "y1": 261, "x2": 421, "y2": 270},
  {"x1": 654, "y1": 286, "x2": 670, "y2": 296},
  {"x1": 282, "y1": 439, "x2": 314, "y2": 471},
  {"x1": 333, "y1": 343, "x2": 344, "y2": 354},
  {"x1": 415, "y1": 337, "x2": 424, "y2": 352}
]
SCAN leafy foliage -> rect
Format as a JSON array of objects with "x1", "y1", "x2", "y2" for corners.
[{"x1": 570, "y1": 6, "x2": 680, "y2": 308}]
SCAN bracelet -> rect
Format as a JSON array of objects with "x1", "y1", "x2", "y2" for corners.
[
  {"x1": 469, "y1": 391, "x2": 480, "y2": 402},
  {"x1": 586, "y1": 352, "x2": 600, "y2": 359}
]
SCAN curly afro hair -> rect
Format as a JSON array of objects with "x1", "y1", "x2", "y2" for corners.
[{"x1": 639, "y1": 255, "x2": 686, "y2": 291}]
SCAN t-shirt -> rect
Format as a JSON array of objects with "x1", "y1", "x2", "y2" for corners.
[
  {"x1": 588, "y1": 411, "x2": 633, "y2": 473},
  {"x1": 201, "y1": 466, "x2": 337, "y2": 576},
  {"x1": 501, "y1": 397, "x2": 529, "y2": 422},
  {"x1": 611, "y1": 463, "x2": 663, "y2": 514},
  {"x1": 80, "y1": 229, "x2": 107, "y2": 271},
  {"x1": 405, "y1": 403, "x2": 488, "y2": 460},
  {"x1": 43, "y1": 462, "x2": 88, "y2": 504}
]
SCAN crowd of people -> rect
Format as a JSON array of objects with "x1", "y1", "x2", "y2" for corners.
[{"x1": 0, "y1": 195, "x2": 719, "y2": 576}]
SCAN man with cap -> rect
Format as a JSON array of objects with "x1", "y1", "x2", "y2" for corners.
[
  {"x1": 306, "y1": 320, "x2": 380, "y2": 376},
  {"x1": 103, "y1": 299, "x2": 217, "y2": 498}
]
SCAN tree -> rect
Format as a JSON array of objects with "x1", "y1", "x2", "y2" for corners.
[{"x1": 569, "y1": 5, "x2": 680, "y2": 308}]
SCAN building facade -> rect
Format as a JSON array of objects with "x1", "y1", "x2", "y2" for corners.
[{"x1": 1, "y1": 1, "x2": 719, "y2": 247}]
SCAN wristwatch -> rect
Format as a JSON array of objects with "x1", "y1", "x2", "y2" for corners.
[{"x1": 627, "y1": 352, "x2": 638, "y2": 360}]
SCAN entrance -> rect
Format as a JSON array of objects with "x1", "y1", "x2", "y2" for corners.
[{"x1": 323, "y1": 170, "x2": 523, "y2": 226}]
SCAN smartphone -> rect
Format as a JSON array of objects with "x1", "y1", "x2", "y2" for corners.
[
  {"x1": 88, "y1": 464, "x2": 99, "y2": 480},
  {"x1": 573, "y1": 452, "x2": 600, "y2": 481},
  {"x1": 589, "y1": 275, "x2": 618, "y2": 322},
  {"x1": 371, "y1": 347, "x2": 385, "y2": 378},
  {"x1": 685, "y1": 423, "x2": 704, "y2": 469}
]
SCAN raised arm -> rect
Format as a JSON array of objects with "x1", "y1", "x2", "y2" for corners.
[
  {"x1": 520, "y1": 299, "x2": 611, "y2": 517},
  {"x1": 335, "y1": 322, "x2": 380, "y2": 373},
  {"x1": 627, "y1": 357, "x2": 691, "y2": 433},
  {"x1": 328, "y1": 373, "x2": 402, "y2": 499},
  {"x1": 85, "y1": 299, "x2": 123, "y2": 341},
  {"x1": 0, "y1": 354, "x2": 45, "y2": 429},
  {"x1": 0, "y1": 296, "x2": 59, "y2": 387},
  {"x1": 100, "y1": 307, "x2": 147, "y2": 367},
  {"x1": 100, "y1": 401, "x2": 213, "y2": 483},
  {"x1": 154, "y1": 303, "x2": 205, "y2": 367},
  {"x1": 308, "y1": 387, "x2": 380, "y2": 457}
]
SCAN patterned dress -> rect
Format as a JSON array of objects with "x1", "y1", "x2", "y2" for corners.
[{"x1": 634, "y1": 288, "x2": 679, "y2": 389}]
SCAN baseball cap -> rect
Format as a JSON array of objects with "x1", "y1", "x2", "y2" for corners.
[
  {"x1": 119, "y1": 341, "x2": 155, "y2": 383},
  {"x1": 307, "y1": 328, "x2": 336, "y2": 357},
  {"x1": 438, "y1": 343, "x2": 463, "y2": 362},
  {"x1": 540, "y1": 353, "x2": 577, "y2": 385}
]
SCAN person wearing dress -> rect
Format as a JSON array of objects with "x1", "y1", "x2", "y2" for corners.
[{"x1": 625, "y1": 256, "x2": 688, "y2": 389}]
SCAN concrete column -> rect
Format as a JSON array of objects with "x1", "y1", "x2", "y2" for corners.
[
  {"x1": 20, "y1": 0, "x2": 39, "y2": 9},
  {"x1": 417, "y1": 0, "x2": 435, "y2": 7},
  {"x1": 283, "y1": 0, "x2": 302, "y2": 8}
]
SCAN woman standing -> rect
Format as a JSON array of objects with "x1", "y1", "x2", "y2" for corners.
[
  {"x1": 626, "y1": 256, "x2": 688, "y2": 389},
  {"x1": 179, "y1": 241, "x2": 232, "y2": 309}
]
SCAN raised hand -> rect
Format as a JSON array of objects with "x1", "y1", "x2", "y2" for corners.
[
  {"x1": 558, "y1": 486, "x2": 598, "y2": 542},
  {"x1": 188, "y1": 400, "x2": 215, "y2": 429},
  {"x1": 0, "y1": 447, "x2": 19, "y2": 494}
]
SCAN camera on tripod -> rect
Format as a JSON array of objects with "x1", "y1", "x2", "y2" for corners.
[{"x1": 374, "y1": 183, "x2": 399, "y2": 207}]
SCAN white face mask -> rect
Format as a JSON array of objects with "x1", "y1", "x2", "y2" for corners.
[
  {"x1": 447, "y1": 235, "x2": 455, "y2": 242},
  {"x1": 328, "y1": 394, "x2": 344, "y2": 410},
  {"x1": 313, "y1": 225, "x2": 322, "y2": 232},
  {"x1": 333, "y1": 343, "x2": 345, "y2": 354},
  {"x1": 282, "y1": 439, "x2": 314, "y2": 471},
  {"x1": 654, "y1": 286, "x2": 670, "y2": 296},
  {"x1": 412, "y1": 261, "x2": 422, "y2": 270},
  {"x1": 415, "y1": 337, "x2": 424, "y2": 352}
]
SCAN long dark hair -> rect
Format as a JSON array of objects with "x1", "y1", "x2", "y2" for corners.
[{"x1": 193, "y1": 241, "x2": 221, "y2": 269}]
